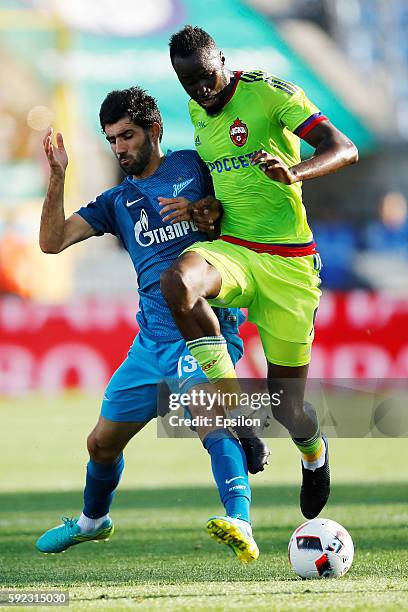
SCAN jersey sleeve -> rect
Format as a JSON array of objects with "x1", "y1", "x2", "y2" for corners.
[
  {"x1": 265, "y1": 75, "x2": 327, "y2": 138},
  {"x1": 75, "y1": 191, "x2": 118, "y2": 237}
]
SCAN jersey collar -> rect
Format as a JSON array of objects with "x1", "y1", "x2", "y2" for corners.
[
  {"x1": 192, "y1": 71, "x2": 242, "y2": 115},
  {"x1": 222, "y1": 70, "x2": 242, "y2": 108}
]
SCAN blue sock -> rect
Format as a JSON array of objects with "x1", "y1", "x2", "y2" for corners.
[
  {"x1": 83, "y1": 454, "x2": 124, "y2": 519},
  {"x1": 203, "y1": 429, "x2": 251, "y2": 524}
]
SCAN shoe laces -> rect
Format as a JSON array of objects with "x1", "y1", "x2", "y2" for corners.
[{"x1": 61, "y1": 516, "x2": 76, "y2": 528}]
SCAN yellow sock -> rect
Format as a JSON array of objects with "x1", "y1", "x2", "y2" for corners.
[
  {"x1": 186, "y1": 336, "x2": 241, "y2": 409},
  {"x1": 186, "y1": 336, "x2": 236, "y2": 380},
  {"x1": 293, "y1": 432, "x2": 325, "y2": 471}
]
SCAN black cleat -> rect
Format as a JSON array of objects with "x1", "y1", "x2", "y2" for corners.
[
  {"x1": 300, "y1": 435, "x2": 330, "y2": 519},
  {"x1": 239, "y1": 436, "x2": 270, "y2": 474}
]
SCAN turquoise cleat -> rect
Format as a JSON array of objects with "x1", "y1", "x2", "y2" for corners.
[
  {"x1": 207, "y1": 515, "x2": 259, "y2": 563},
  {"x1": 35, "y1": 517, "x2": 114, "y2": 554}
]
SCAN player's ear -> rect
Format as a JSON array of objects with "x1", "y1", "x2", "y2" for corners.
[
  {"x1": 219, "y1": 50, "x2": 226, "y2": 65},
  {"x1": 150, "y1": 122, "x2": 161, "y2": 144}
]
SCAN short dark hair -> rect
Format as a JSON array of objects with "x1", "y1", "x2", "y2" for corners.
[
  {"x1": 169, "y1": 25, "x2": 217, "y2": 62},
  {"x1": 99, "y1": 86, "x2": 163, "y2": 141}
]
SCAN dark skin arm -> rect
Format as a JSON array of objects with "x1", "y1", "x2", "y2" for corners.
[
  {"x1": 190, "y1": 196, "x2": 222, "y2": 239},
  {"x1": 251, "y1": 120, "x2": 359, "y2": 184},
  {"x1": 159, "y1": 195, "x2": 222, "y2": 240}
]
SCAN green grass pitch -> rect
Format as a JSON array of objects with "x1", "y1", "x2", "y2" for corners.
[{"x1": 1, "y1": 394, "x2": 408, "y2": 610}]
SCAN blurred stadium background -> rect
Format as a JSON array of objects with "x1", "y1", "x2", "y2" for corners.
[
  {"x1": 0, "y1": 0, "x2": 407, "y2": 392},
  {"x1": 1, "y1": 0, "x2": 408, "y2": 395},
  {"x1": 1, "y1": 1, "x2": 408, "y2": 605}
]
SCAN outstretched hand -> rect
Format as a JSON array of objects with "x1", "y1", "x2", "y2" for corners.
[
  {"x1": 43, "y1": 128, "x2": 68, "y2": 177},
  {"x1": 251, "y1": 149, "x2": 298, "y2": 185}
]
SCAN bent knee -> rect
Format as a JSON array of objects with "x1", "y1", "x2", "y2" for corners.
[
  {"x1": 271, "y1": 401, "x2": 305, "y2": 429},
  {"x1": 160, "y1": 267, "x2": 197, "y2": 311},
  {"x1": 87, "y1": 433, "x2": 122, "y2": 464}
]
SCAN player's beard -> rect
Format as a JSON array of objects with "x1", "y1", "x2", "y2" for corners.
[{"x1": 118, "y1": 132, "x2": 153, "y2": 177}]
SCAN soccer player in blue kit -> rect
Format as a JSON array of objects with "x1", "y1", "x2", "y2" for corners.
[{"x1": 35, "y1": 87, "x2": 265, "y2": 562}]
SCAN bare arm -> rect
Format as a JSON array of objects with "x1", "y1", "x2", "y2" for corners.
[
  {"x1": 190, "y1": 196, "x2": 222, "y2": 240},
  {"x1": 39, "y1": 129, "x2": 96, "y2": 254},
  {"x1": 158, "y1": 195, "x2": 222, "y2": 240},
  {"x1": 251, "y1": 120, "x2": 358, "y2": 185}
]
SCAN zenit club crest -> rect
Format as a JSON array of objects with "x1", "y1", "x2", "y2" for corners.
[{"x1": 229, "y1": 117, "x2": 248, "y2": 147}]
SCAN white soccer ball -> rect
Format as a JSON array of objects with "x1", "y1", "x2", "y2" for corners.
[{"x1": 288, "y1": 518, "x2": 354, "y2": 579}]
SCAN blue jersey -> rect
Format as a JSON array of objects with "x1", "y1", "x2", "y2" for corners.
[{"x1": 76, "y1": 149, "x2": 245, "y2": 341}]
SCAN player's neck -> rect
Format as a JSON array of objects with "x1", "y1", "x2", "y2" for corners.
[
  {"x1": 205, "y1": 70, "x2": 238, "y2": 116},
  {"x1": 132, "y1": 149, "x2": 165, "y2": 180}
]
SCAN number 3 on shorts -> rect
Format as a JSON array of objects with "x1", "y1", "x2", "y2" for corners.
[{"x1": 177, "y1": 354, "x2": 199, "y2": 377}]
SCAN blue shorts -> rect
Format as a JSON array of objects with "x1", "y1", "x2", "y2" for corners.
[{"x1": 101, "y1": 331, "x2": 244, "y2": 423}]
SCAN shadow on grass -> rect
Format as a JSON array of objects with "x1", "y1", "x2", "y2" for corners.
[
  {"x1": 0, "y1": 482, "x2": 406, "y2": 513},
  {"x1": 0, "y1": 483, "x2": 407, "y2": 588}
]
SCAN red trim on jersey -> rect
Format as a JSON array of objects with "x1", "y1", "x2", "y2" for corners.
[
  {"x1": 298, "y1": 115, "x2": 328, "y2": 139},
  {"x1": 223, "y1": 71, "x2": 242, "y2": 107},
  {"x1": 219, "y1": 235, "x2": 317, "y2": 257}
]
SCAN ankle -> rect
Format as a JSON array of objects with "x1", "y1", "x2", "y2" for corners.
[{"x1": 77, "y1": 512, "x2": 109, "y2": 533}]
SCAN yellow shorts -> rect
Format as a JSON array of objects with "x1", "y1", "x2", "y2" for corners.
[{"x1": 184, "y1": 239, "x2": 322, "y2": 367}]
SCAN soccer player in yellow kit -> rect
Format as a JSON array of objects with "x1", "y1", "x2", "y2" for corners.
[{"x1": 161, "y1": 25, "x2": 358, "y2": 552}]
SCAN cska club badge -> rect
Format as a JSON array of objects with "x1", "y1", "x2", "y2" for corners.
[{"x1": 229, "y1": 117, "x2": 248, "y2": 147}]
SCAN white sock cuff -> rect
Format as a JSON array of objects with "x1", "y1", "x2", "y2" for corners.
[{"x1": 77, "y1": 512, "x2": 109, "y2": 532}]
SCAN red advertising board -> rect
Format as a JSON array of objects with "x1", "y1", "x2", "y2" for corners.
[{"x1": 0, "y1": 292, "x2": 407, "y2": 394}]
